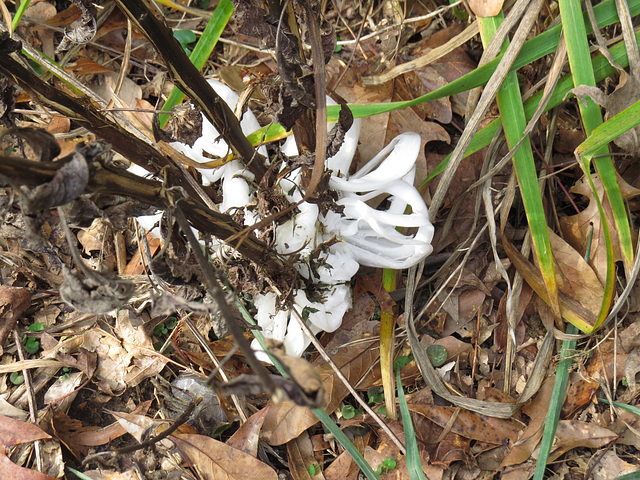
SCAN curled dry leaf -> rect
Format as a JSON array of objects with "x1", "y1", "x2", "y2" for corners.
[
  {"x1": 0, "y1": 285, "x2": 31, "y2": 355},
  {"x1": 549, "y1": 420, "x2": 618, "y2": 460},
  {"x1": 0, "y1": 415, "x2": 55, "y2": 480},
  {"x1": 24, "y1": 147, "x2": 89, "y2": 212},
  {"x1": 262, "y1": 401, "x2": 317, "y2": 446},
  {"x1": 559, "y1": 173, "x2": 640, "y2": 286},
  {"x1": 172, "y1": 433, "x2": 278, "y2": 480},
  {"x1": 547, "y1": 229, "x2": 604, "y2": 317},
  {"x1": 59, "y1": 265, "x2": 135, "y2": 315},
  {"x1": 226, "y1": 406, "x2": 270, "y2": 457},
  {"x1": 80, "y1": 312, "x2": 167, "y2": 395},
  {"x1": 407, "y1": 404, "x2": 522, "y2": 445}
]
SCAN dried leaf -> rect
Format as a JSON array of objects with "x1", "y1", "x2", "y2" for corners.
[
  {"x1": 500, "y1": 376, "x2": 554, "y2": 468},
  {"x1": 55, "y1": 347, "x2": 97, "y2": 380},
  {"x1": 262, "y1": 401, "x2": 318, "y2": 446},
  {"x1": 407, "y1": 404, "x2": 522, "y2": 445},
  {"x1": 549, "y1": 420, "x2": 617, "y2": 460},
  {"x1": 468, "y1": 0, "x2": 506, "y2": 17},
  {"x1": 173, "y1": 433, "x2": 278, "y2": 480},
  {"x1": 0, "y1": 455, "x2": 57, "y2": 480},
  {"x1": 109, "y1": 411, "x2": 160, "y2": 443},
  {"x1": 559, "y1": 174, "x2": 640, "y2": 285},
  {"x1": 0, "y1": 415, "x2": 52, "y2": 449},
  {"x1": 226, "y1": 407, "x2": 270, "y2": 457},
  {"x1": 25, "y1": 147, "x2": 89, "y2": 212},
  {"x1": 591, "y1": 449, "x2": 640, "y2": 479},
  {"x1": 81, "y1": 320, "x2": 166, "y2": 395},
  {"x1": 0, "y1": 285, "x2": 31, "y2": 355},
  {"x1": 0, "y1": 415, "x2": 55, "y2": 480},
  {"x1": 548, "y1": 229, "x2": 604, "y2": 316},
  {"x1": 287, "y1": 431, "x2": 325, "y2": 480},
  {"x1": 59, "y1": 265, "x2": 134, "y2": 315}
]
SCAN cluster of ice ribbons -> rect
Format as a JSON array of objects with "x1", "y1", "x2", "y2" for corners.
[{"x1": 133, "y1": 80, "x2": 434, "y2": 359}]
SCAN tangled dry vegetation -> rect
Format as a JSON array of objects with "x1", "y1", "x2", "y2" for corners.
[{"x1": 1, "y1": 0, "x2": 640, "y2": 479}]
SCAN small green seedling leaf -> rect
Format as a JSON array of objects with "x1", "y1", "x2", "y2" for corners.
[
  {"x1": 342, "y1": 404, "x2": 356, "y2": 419},
  {"x1": 211, "y1": 422, "x2": 231, "y2": 440},
  {"x1": 153, "y1": 322, "x2": 169, "y2": 336},
  {"x1": 10, "y1": 372, "x2": 24, "y2": 385},
  {"x1": 173, "y1": 29, "x2": 197, "y2": 55},
  {"x1": 393, "y1": 355, "x2": 414, "y2": 371},
  {"x1": 375, "y1": 457, "x2": 397, "y2": 476},
  {"x1": 368, "y1": 386, "x2": 385, "y2": 404},
  {"x1": 426, "y1": 345, "x2": 448, "y2": 367},
  {"x1": 23, "y1": 337, "x2": 40, "y2": 354},
  {"x1": 58, "y1": 366, "x2": 71, "y2": 381},
  {"x1": 165, "y1": 316, "x2": 178, "y2": 330},
  {"x1": 307, "y1": 464, "x2": 319, "y2": 476},
  {"x1": 28, "y1": 323, "x2": 44, "y2": 332}
]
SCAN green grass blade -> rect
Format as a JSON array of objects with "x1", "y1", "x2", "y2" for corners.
[
  {"x1": 397, "y1": 368, "x2": 426, "y2": 480},
  {"x1": 421, "y1": 27, "x2": 640, "y2": 186},
  {"x1": 245, "y1": 0, "x2": 640, "y2": 146},
  {"x1": 559, "y1": 0, "x2": 618, "y2": 330},
  {"x1": 67, "y1": 467, "x2": 95, "y2": 480},
  {"x1": 159, "y1": 0, "x2": 233, "y2": 127},
  {"x1": 597, "y1": 398, "x2": 640, "y2": 416},
  {"x1": 577, "y1": 99, "x2": 640, "y2": 158},
  {"x1": 11, "y1": 0, "x2": 32, "y2": 33},
  {"x1": 533, "y1": 323, "x2": 579, "y2": 479},
  {"x1": 312, "y1": 408, "x2": 379, "y2": 480},
  {"x1": 478, "y1": 13, "x2": 560, "y2": 318}
]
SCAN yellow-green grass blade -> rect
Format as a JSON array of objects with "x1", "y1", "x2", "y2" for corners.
[
  {"x1": 244, "y1": 0, "x2": 640, "y2": 147},
  {"x1": 11, "y1": 0, "x2": 32, "y2": 33},
  {"x1": 576, "y1": 99, "x2": 640, "y2": 159},
  {"x1": 576, "y1": 100, "x2": 640, "y2": 327},
  {"x1": 559, "y1": 0, "x2": 617, "y2": 329},
  {"x1": 158, "y1": 0, "x2": 233, "y2": 128},
  {"x1": 478, "y1": 13, "x2": 560, "y2": 318},
  {"x1": 380, "y1": 268, "x2": 398, "y2": 420},
  {"x1": 421, "y1": 27, "x2": 640, "y2": 185},
  {"x1": 533, "y1": 323, "x2": 579, "y2": 479},
  {"x1": 560, "y1": 0, "x2": 631, "y2": 274}
]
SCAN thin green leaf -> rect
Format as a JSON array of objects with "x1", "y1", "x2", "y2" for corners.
[
  {"x1": 597, "y1": 398, "x2": 640, "y2": 417},
  {"x1": 533, "y1": 323, "x2": 579, "y2": 479},
  {"x1": 11, "y1": 0, "x2": 32, "y2": 33},
  {"x1": 478, "y1": 13, "x2": 560, "y2": 318},
  {"x1": 67, "y1": 468, "x2": 95, "y2": 480},
  {"x1": 559, "y1": 0, "x2": 618, "y2": 330},
  {"x1": 159, "y1": 0, "x2": 233, "y2": 127},
  {"x1": 397, "y1": 368, "x2": 426, "y2": 480}
]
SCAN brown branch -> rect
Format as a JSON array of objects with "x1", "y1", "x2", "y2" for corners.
[
  {"x1": 113, "y1": 0, "x2": 268, "y2": 180},
  {"x1": 0, "y1": 154, "x2": 286, "y2": 278},
  {"x1": 0, "y1": 50, "x2": 204, "y2": 197}
]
